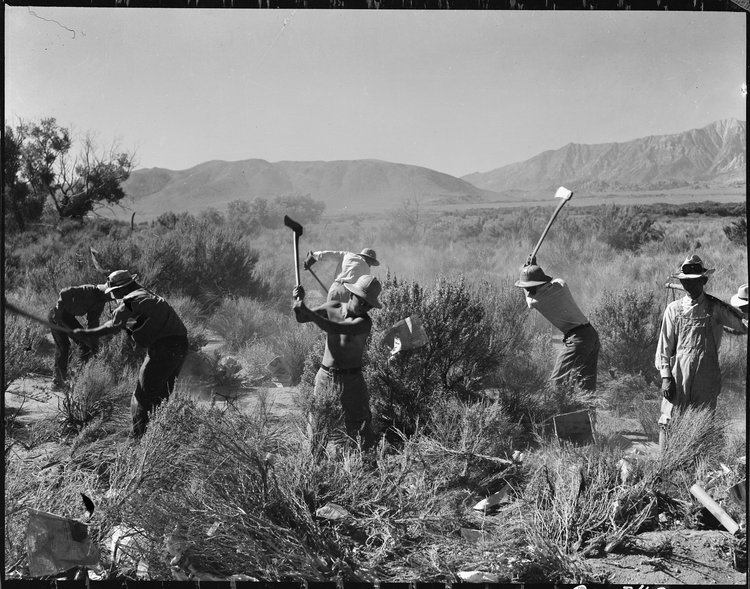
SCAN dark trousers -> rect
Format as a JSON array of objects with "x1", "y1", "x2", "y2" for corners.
[
  {"x1": 551, "y1": 324, "x2": 600, "y2": 392},
  {"x1": 131, "y1": 336, "x2": 189, "y2": 438},
  {"x1": 49, "y1": 309, "x2": 97, "y2": 383}
]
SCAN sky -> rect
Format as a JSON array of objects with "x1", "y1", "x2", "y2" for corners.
[{"x1": 4, "y1": 8, "x2": 746, "y2": 178}]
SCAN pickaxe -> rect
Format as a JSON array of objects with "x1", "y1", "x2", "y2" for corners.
[
  {"x1": 283, "y1": 215, "x2": 303, "y2": 297},
  {"x1": 528, "y1": 186, "x2": 574, "y2": 262}
]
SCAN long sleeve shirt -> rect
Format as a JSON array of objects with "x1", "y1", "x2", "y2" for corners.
[
  {"x1": 525, "y1": 278, "x2": 589, "y2": 335},
  {"x1": 56, "y1": 285, "x2": 111, "y2": 327},
  {"x1": 313, "y1": 250, "x2": 370, "y2": 284},
  {"x1": 655, "y1": 292, "x2": 747, "y2": 378},
  {"x1": 110, "y1": 288, "x2": 187, "y2": 348}
]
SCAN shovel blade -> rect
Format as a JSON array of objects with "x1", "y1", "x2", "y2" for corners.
[{"x1": 554, "y1": 186, "x2": 573, "y2": 200}]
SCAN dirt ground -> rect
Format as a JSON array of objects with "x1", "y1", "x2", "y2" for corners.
[{"x1": 4, "y1": 369, "x2": 747, "y2": 584}]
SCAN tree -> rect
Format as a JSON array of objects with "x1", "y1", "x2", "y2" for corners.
[
  {"x1": 4, "y1": 117, "x2": 135, "y2": 229},
  {"x1": 3, "y1": 125, "x2": 46, "y2": 232}
]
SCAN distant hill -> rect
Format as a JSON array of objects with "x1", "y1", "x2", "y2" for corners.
[
  {"x1": 121, "y1": 158, "x2": 500, "y2": 219},
  {"x1": 462, "y1": 119, "x2": 746, "y2": 195}
]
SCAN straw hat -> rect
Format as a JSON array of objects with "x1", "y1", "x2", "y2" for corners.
[
  {"x1": 514, "y1": 265, "x2": 552, "y2": 288},
  {"x1": 672, "y1": 254, "x2": 715, "y2": 280},
  {"x1": 344, "y1": 275, "x2": 382, "y2": 309},
  {"x1": 358, "y1": 248, "x2": 380, "y2": 266},
  {"x1": 730, "y1": 283, "x2": 748, "y2": 309},
  {"x1": 101, "y1": 270, "x2": 138, "y2": 294}
]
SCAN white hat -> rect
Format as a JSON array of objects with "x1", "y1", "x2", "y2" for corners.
[{"x1": 730, "y1": 283, "x2": 748, "y2": 309}]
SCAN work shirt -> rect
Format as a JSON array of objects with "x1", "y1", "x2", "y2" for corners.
[
  {"x1": 655, "y1": 292, "x2": 747, "y2": 379},
  {"x1": 525, "y1": 278, "x2": 589, "y2": 334},
  {"x1": 314, "y1": 250, "x2": 370, "y2": 284},
  {"x1": 111, "y1": 288, "x2": 187, "y2": 348},
  {"x1": 55, "y1": 285, "x2": 111, "y2": 326}
]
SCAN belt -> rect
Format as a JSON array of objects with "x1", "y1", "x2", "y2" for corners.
[
  {"x1": 320, "y1": 365, "x2": 361, "y2": 375},
  {"x1": 564, "y1": 323, "x2": 590, "y2": 338}
]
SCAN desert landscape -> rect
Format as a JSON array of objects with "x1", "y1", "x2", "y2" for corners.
[{"x1": 5, "y1": 7, "x2": 747, "y2": 586}]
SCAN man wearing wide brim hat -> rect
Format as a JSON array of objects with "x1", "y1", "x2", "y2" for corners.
[
  {"x1": 655, "y1": 255, "x2": 747, "y2": 441},
  {"x1": 514, "y1": 257, "x2": 601, "y2": 392},
  {"x1": 48, "y1": 281, "x2": 113, "y2": 387},
  {"x1": 292, "y1": 274, "x2": 382, "y2": 454},
  {"x1": 73, "y1": 270, "x2": 189, "y2": 438},
  {"x1": 303, "y1": 247, "x2": 380, "y2": 303}
]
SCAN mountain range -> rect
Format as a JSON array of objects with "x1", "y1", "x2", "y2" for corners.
[
  {"x1": 462, "y1": 119, "x2": 746, "y2": 194},
  {"x1": 122, "y1": 118, "x2": 745, "y2": 218}
]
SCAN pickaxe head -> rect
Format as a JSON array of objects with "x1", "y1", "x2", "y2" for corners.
[
  {"x1": 283, "y1": 215, "x2": 303, "y2": 237},
  {"x1": 554, "y1": 186, "x2": 574, "y2": 201}
]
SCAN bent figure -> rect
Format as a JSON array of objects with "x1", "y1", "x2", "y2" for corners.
[
  {"x1": 292, "y1": 274, "x2": 382, "y2": 453},
  {"x1": 49, "y1": 284, "x2": 112, "y2": 386},
  {"x1": 73, "y1": 270, "x2": 189, "y2": 438},
  {"x1": 304, "y1": 248, "x2": 380, "y2": 303},
  {"x1": 515, "y1": 257, "x2": 600, "y2": 392}
]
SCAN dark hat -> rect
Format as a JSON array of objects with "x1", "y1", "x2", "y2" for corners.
[
  {"x1": 359, "y1": 248, "x2": 380, "y2": 266},
  {"x1": 672, "y1": 254, "x2": 715, "y2": 280},
  {"x1": 344, "y1": 275, "x2": 382, "y2": 309},
  {"x1": 514, "y1": 265, "x2": 552, "y2": 288},
  {"x1": 102, "y1": 270, "x2": 137, "y2": 294}
]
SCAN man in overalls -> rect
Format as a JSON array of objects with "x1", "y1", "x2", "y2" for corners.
[
  {"x1": 655, "y1": 255, "x2": 747, "y2": 448},
  {"x1": 49, "y1": 283, "x2": 112, "y2": 387}
]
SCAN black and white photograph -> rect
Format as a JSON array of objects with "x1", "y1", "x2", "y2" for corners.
[{"x1": 4, "y1": 5, "x2": 747, "y2": 585}]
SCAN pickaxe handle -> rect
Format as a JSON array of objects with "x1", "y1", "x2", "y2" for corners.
[
  {"x1": 283, "y1": 215, "x2": 303, "y2": 293},
  {"x1": 529, "y1": 186, "x2": 573, "y2": 261},
  {"x1": 5, "y1": 300, "x2": 75, "y2": 335},
  {"x1": 292, "y1": 233, "x2": 300, "y2": 286},
  {"x1": 306, "y1": 267, "x2": 329, "y2": 296}
]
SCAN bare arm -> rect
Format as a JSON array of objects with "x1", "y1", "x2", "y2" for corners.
[{"x1": 295, "y1": 301, "x2": 371, "y2": 336}]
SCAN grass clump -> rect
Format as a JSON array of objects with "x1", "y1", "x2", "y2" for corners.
[{"x1": 59, "y1": 357, "x2": 132, "y2": 435}]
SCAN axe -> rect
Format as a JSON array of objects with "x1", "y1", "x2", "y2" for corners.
[
  {"x1": 283, "y1": 215, "x2": 303, "y2": 297},
  {"x1": 528, "y1": 186, "x2": 574, "y2": 262},
  {"x1": 5, "y1": 299, "x2": 75, "y2": 335}
]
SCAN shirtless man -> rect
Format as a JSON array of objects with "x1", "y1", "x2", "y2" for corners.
[{"x1": 292, "y1": 274, "x2": 382, "y2": 452}]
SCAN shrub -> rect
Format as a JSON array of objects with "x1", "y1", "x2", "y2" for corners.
[
  {"x1": 362, "y1": 274, "x2": 526, "y2": 439},
  {"x1": 208, "y1": 297, "x2": 283, "y2": 351},
  {"x1": 597, "y1": 373, "x2": 658, "y2": 418},
  {"x1": 595, "y1": 205, "x2": 664, "y2": 252},
  {"x1": 590, "y1": 288, "x2": 662, "y2": 383},
  {"x1": 723, "y1": 217, "x2": 747, "y2": 246},
  {"x1": 59, "y1": 358, "x2": 132, "y2": 435},
  {"x1": 3, "y1": 312, "x2": 48, "y2": 390}
]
